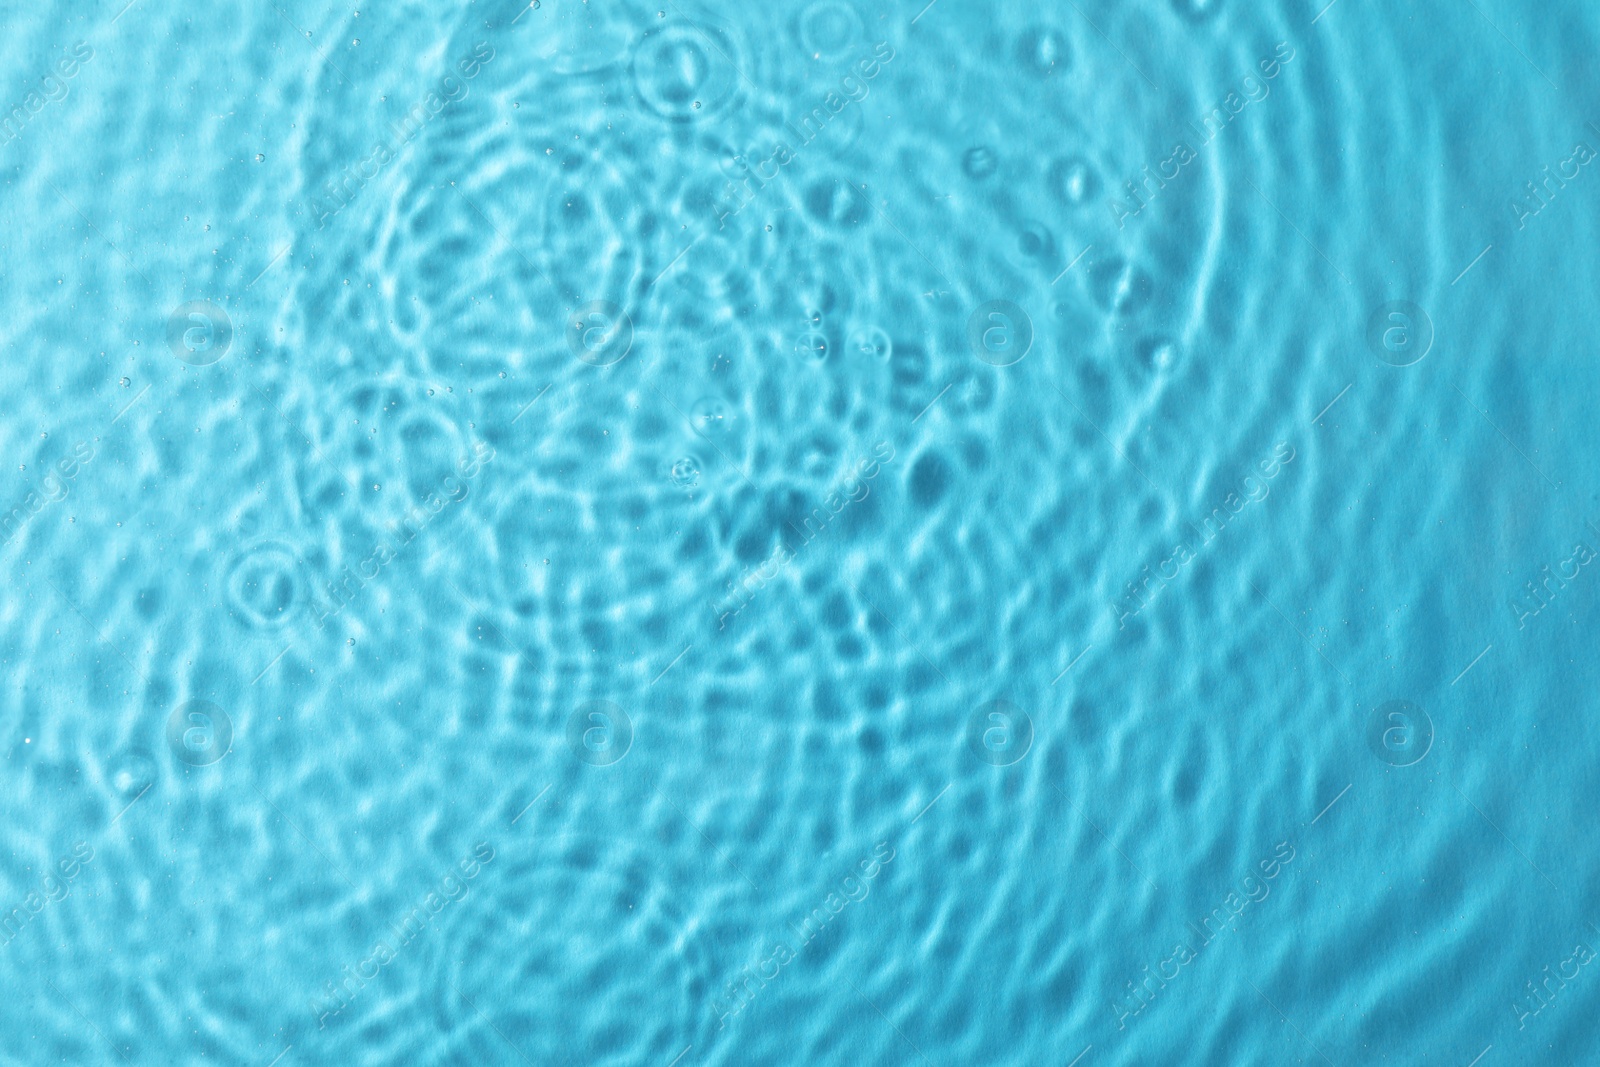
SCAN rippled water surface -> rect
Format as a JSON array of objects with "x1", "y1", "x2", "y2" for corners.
[{"x1": 4, "y1": 0, "x2": 1600, "y2": 1063}]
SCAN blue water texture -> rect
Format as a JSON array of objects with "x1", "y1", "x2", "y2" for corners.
[{"x1": 1, "y1": 0, "x2": 1597, "y2": 1064}]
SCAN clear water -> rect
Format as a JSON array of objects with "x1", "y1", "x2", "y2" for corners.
[{"x1": 2, "y1": 0, "x2": 1596, "y2": 1063}]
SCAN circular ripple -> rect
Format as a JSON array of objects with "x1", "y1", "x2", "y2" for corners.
[
  {"x1": 667, "y1": 454, "x2": 704, "y2": 490},
  {"x1": 632, "y1": 21, "x2": 744, "y2": 122},
  {"x1": 225, "y1": 542, "x2": 307, "y2": 630},
  {"x1": 846, "y1": 323, "x2": 893, "y2": 361},
  {"x1": 795, "y1": 0, "x2": 864, "y2": 60}
]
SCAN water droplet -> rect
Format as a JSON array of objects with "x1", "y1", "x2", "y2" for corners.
[{"x1": 119, "y1": 377, "x2": 130, "y2": 387}]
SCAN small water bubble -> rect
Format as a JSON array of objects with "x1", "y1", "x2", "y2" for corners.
[
  {"x1": 119, "y1": 377, "x2": 130, "y2": 387},
  {"x1": 255, "y1": 153, "x2": 265, "y2": 162}
]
